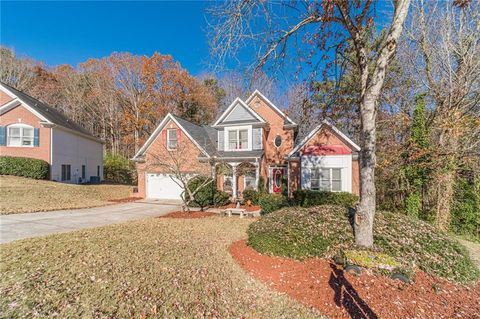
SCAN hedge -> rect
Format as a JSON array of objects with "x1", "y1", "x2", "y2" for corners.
[
  {"x1": 0, "y1": 156, "x2": 49, "y2": 179},
  {"x1": 185, "y1": 176, "x2": 230, "y2": 210},
  {"x1": 293, "y1": 190, "x2": 358, "y2": 208},
  {"x1": 258, "y1": 193, "x2": 288, "y2": 215}
]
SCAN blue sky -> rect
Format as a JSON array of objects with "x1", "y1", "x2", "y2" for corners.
[{"x1": 1, "y1": 1, "x2": 212, "y2": 75}]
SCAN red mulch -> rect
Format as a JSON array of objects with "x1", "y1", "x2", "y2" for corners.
[
  {"x1": 220, "y1": 204, "x2": 261, "y2": 212},
  {"x1": 230, "y1": 239, "x2": 480, "y2": 319},
  {"x1": 108, "y1": 197, "x2": 142, "y2": 203},
  {"x1": 160, "y1": 211, "x2": 216, "y2": 219}
]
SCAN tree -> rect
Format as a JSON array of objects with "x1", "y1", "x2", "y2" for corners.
[
  {"x1": 0, "y1": 47, "x2": 37, "y2": 90},
  {"x1": 209, "y1": 0, "x2": 411, "y2": 247},
  {"x1": 143, "y1": 139, "x2": 214, "y2": 212},
  {"x1": 401, "y1": 0, "x2": 480, "y2": 230}
]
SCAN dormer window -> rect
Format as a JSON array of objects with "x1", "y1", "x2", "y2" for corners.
[
  {"x1": 227, "y1": 128, "x2": 249, "y2": 150},
  {"x1": 7, "y1": 124, "x2": 34, "y2": 147}
]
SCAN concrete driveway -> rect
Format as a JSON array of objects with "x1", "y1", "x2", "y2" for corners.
[{"x1": 0, "y1": 201, "x2": 179, "y2": 244}]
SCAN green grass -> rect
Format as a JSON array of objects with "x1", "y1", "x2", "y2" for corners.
[
  {"x1": 247, "y1": 205, "x2": 480, "y2": 284},
  {"x1": 0, "y1": 175, "x2": 131, "y2": 214},
  {"x1": 0, "y1": 216, "x2": 322, "y2": 318}
]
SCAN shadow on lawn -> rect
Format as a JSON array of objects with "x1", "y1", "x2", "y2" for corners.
[{"x1": 329, "y1": 264, "x2": 378, "y2": 319}]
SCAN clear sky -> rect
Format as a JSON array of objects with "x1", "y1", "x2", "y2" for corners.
[{"x1": 1, "y1": 1, "x2": 212, "y2": 75}]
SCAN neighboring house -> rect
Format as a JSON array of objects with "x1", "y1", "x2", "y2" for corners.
[
  {"x1": 132, "y1": 90, "x2": 360, "y2": 200},
  {"x1": 0, "y1": 82, "x2": 104, "y2": 183}
]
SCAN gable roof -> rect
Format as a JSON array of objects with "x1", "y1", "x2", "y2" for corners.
[
  {"x1": 213, "y1": 97, "x2": 266, "y2": 126},
  {"x1": 245, "y1": 90, "x2": 297, "y2": 126},
  {"x1": 0, "y1": 82, "x2": 101, "y2": 142},
  {"x1": 132, "y1": 113, "x2": 214, "y2": 160},
  {"x1": 288, "y1": 120, "x2": 360, "y2": 157}
]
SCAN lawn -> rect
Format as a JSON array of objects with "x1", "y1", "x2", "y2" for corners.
[
  {"x1": 0, "y1": 216, "x2": 322, "y2": 318},
  {"x1": 0, "y1": 175, "x2": 132, "y2": 214}
]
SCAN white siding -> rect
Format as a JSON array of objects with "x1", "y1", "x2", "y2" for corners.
[
  {"x1": 300, "y1": 155, "x2": 352, "y2": 193},
  {"x1": 51, "y1": 127, "x2": 103, "y2": 183},
  {"x1": 223, "y1": 103, "x2": 257, "y2": 123}
]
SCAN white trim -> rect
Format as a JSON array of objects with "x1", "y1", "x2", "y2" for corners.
[
  {"x1": 288, "y1": 120, "x2": 360, "y2": 157},
  {"x1": 132, "y1": 113, "x2": 210, "y2": 159},
  {"x1": 245, "y1": 90, "x2": 297, "y2": 125},
  {"x1": 6, "y1": 123, "x2": 34, "y2": 147},
  {"x1": 0, "y1": 84, "x2": 51, "y2": 123},
  {"x1": 166, "y1": 128, "x2": 178, "y2": 150},
  {"x1": 0, "y1": 98, "x2": 21, "y2": 113},
  {"x1": 213, "y1": 97, "x2": 266, "y2": 126},
  {"x1": 224, "y1": 125, "x2": 252, "y2": 152}
]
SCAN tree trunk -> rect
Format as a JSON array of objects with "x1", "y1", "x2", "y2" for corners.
[{"x1": 355, "y1": 96, "x2": 377, "y2": 248}]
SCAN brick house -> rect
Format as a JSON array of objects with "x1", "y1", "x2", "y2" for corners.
[
  {"x1": 0, "y1": 82, "x2": 104, "y2": 183},
  {"x1": 132, "y1": 90, "x2": 360, "y2": 200}
]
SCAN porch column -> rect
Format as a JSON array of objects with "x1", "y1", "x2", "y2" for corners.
[
  {"x1": 255, "y1": 159, "x2": 260, "y2": 191},
  {"x1": 231, "y1": 163, "x2": 238, "y2": 199}
]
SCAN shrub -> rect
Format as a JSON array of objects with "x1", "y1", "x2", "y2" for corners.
[
  {"x1": 0, "y1": 156, "x2": 49, "y2": 179},
  {"x1": 185, "y1": 176, "x2": 229, "y2": 210},
  {"x1": 450, "y1": 177, "x2": 480, "y2": 239},
  {"x1": 258, "y1": 193, "x2": 288, "y2": 215},
  {"x1": 293, "y1": 190, "x2": 358, "y2": 208},
  {"x1": 243, "y1": 189, "x2": 260, "y2": 204},
  {"x1": 104, "y1": 152, "x2": 135, "y2": 185},
  {"x1": 247, "y1": 205, "x2": 479, "y2": 283}
]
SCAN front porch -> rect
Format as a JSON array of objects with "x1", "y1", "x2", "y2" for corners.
[{"x1": 215, "y1": 161, "x2": 260, "y2": 200}]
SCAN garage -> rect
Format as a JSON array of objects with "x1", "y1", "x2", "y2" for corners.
[{"x1": 146, "y1": 173, "x2": 183, "y2": 200}]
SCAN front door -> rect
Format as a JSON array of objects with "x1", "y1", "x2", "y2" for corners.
[{"x1": 271, "y1": 168, "x2": 285, "y2": 193}]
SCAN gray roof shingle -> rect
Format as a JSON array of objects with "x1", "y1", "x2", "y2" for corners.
[{"x1": 1, "y1": 82, "x2": 99, "y2": 139}]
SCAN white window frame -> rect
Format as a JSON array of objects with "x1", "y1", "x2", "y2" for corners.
[
  {"x1": 224, "y1": 125, "x2": 252, "y2": 151},
  {"x1": 244, "y1": 170, "x2": 256, "y2": 190},
  {"x1": 7, "y1": 124, "x2": 34, "y2": 147},
  {"x1": 310, "y1": 167, "x2": 343, "y2": 192},
  {"x1": 167, "y1": 128, "x2": 178, "y2": 150}
]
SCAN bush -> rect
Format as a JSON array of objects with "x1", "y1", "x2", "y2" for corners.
[
  {"x1": 293, "y1": 190, "x2": 358, "y2": 208},
  {"x1": 104, "y1": 152, "x2": 135, "y2": 185},
  {"x1": 185, "y1": 176, "x2": 229, "y2": 210},
  {"x1": 451, "y1": 177, "x2": 480, "y2": 239},
  {"x1": 247, "y1": 205, "x2": 479, "y2": 283},
  {"x1": 0, "y1": 156, "x2": 49, "y2": 179},
  {"x1": 258, "y1": 193, "x2": 288, "y2": 215},
  {"x1": 243, "y1": 189, "x2": 260, "y2": 204}
]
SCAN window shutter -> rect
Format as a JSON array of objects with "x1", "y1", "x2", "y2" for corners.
[
  {"x1": 218, "y1": 130, "x2": 224, "y2": 151},
  {"x1": 0, "y1": 126, "x2": 5, "y2": 146},
  {"x1": 34, "y1": 128, "x2": 40, "y2": 147},
  {"x1": 162, "y1": 130, "x2": 167, "y2": 147},
  {"x1": 252, "y1": 128, "x2": 262, "y2": 150}
]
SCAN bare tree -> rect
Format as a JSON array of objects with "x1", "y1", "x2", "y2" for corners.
[
  {"x1": 144, "y1": 141, "x2": 214, "y2": 212},
  {"x1": 0, "y1": 47, "x2": 37, "y2": 91},
  {"x1": 402, "y1": 0, "x2": 480, "y2": 229},
  {"x1": 208, "y1": 0, "x2": 411, "y2": 247}
]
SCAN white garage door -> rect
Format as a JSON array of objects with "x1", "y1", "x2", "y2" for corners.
[{"x1": 146, "y1": 173, "x2": 183, "y2": 200}]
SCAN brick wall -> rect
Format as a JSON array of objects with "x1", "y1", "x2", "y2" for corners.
[{"x1": 0, "y1": 105, "x2": 51, "y2": 164}]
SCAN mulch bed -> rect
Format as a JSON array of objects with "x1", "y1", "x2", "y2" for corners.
[
  {"x1": 220, "y1": 204, "x2": 261, "y2": 212},
  {"x1": 108, "y1": 197, "x2": 142, "y2": 203},
  {"x1": 230, "y1": 239, "x2": 480, "y2": 319},
  {"x1": 160, "y1": 211, "x2": 216, "y2": 219}
]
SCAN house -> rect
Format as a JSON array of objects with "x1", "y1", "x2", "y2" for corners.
[
  {"x1": 132, "y1": 90, "x2": 360, "y2": 200},
  {"x1": 0, "y1": 82, "x2": 104, "y2": 183}
]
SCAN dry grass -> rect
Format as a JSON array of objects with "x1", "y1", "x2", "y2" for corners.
[
  {"x1": 0, "y1": 216, "x2": 322, "y2": 318},
  {"x1": 0, "y1": 175, "x2": 131, "y2": 214}
]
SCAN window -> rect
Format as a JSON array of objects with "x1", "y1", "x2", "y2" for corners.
[
  {"x1": 223, "y1": 175, "x2": 233, "y2": 194},
  {"x1": 61, "y1": 165, "x2": 71, "y2": 181},
  {"x1": 7, "y1": 124, "x2": 34, "y2": 147},
  {"x1": 244, "y1": 171, "x2": 256, "y2": 190},
  {"x1": 274, "y1": 135, "x2": 282, "y2": 148},
  {"x1": 81, "y1": 165, "x2": 86, "y2": 179},
  {"x1": 97, "y1": 166, "x2": 100, "y2": 177},
  {"x1": 227, "y1": 129, "x2": 249, "y2": 150},
  {"x1": 310, "y1": 168, "x2": 342, "y2": 192},
  {"x1": 167, "y1": 129, "x2": 178, "y2": 150}
]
